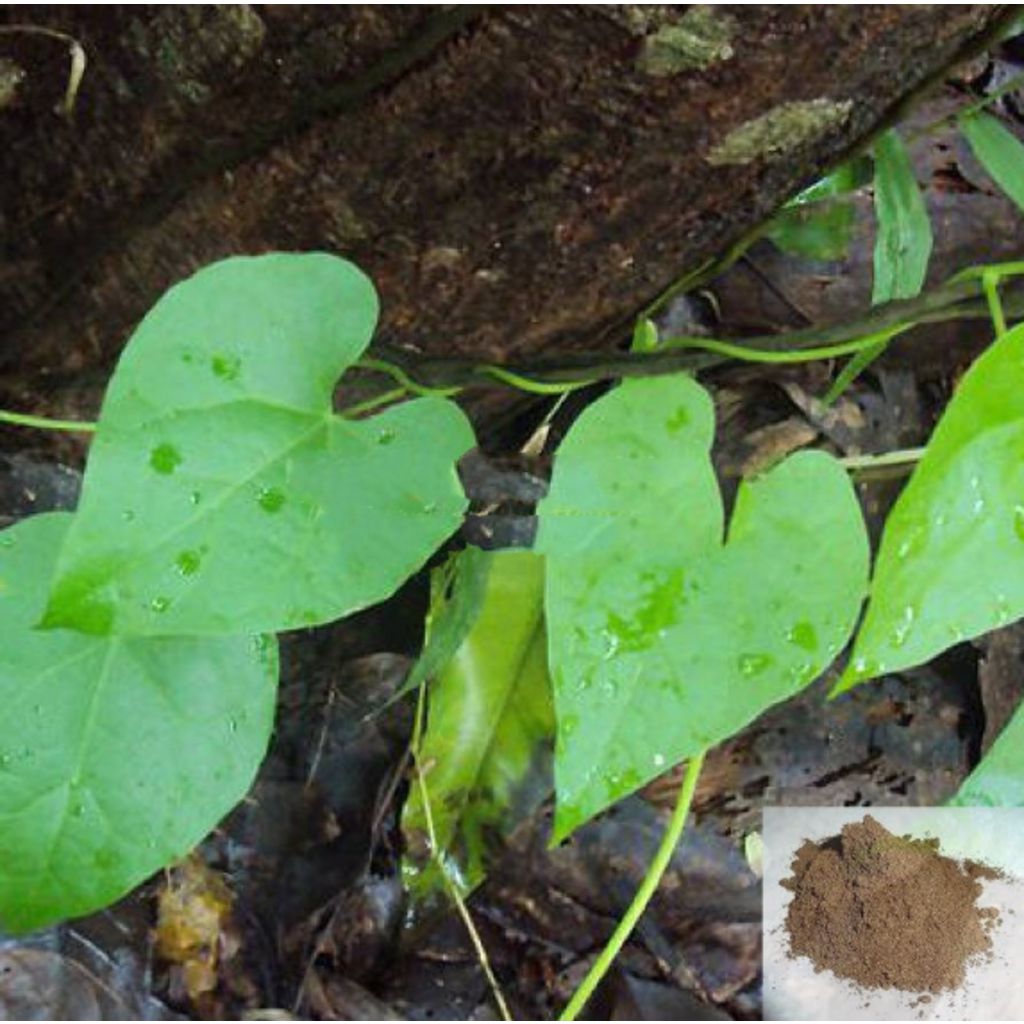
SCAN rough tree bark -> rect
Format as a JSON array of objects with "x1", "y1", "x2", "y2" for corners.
[{"x1": 0, "y1": 5, "x2": 1009, "y2": 405}]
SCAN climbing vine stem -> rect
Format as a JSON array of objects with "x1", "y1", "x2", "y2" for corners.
[
  {"x1": 367, "y1": 272, "x2": 1024, "y2": 394},
  {"x1": 559, "y1": 751, "x2": 706, "y2": 1023}
]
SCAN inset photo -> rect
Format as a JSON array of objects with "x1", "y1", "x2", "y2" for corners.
[{"x1": 764, "y1": 807, "x2": 1024, "y2": 1021}]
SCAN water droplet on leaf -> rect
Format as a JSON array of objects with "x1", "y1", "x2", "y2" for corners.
[
  {"x1": 149, "y1": 443, "x2": 182, "y2": 475},
  {"x1": 175, "y1": 550, "x2": 201, "y2": 576},
  {"x1": 211, "y1": 353, "x2": 241, "y2": 381},
  {"x1": 257, "y1": 486, "x2": 286, "y2": 513},
  {"x1": 786, "y1": 620, "x2": 818, "y2": 652},
  {"x1": 150, "y1": 595, "x2": 170, "y2": 613},
  {"x1": 738, "y1": 652, "x2": 773, "y2": 677},
  {"x1": 666, "y1": 406, "x2": 689, "y2": 433},
  {"x1": 891, "y1": 605, "x2": 915, "y2": 648}
]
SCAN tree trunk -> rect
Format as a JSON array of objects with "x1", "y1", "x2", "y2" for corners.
[{"x1": 0, "y1": 6, "x2": 1008, "y2": 403}]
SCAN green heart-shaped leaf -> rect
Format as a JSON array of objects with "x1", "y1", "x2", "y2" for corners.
[
  {"x1": 951, "y1": 704, "x2": 1024, "y2": 807},
  {"x1": 840, "y1": 322, "x2": 1024, "y2": 691},
  {"x1": 537, "y1": 377, "x2": 869, "y2": 840},
  {"x1": 0, "y1": 513, "x2": 277, "y2": 933},
  {"x1": 42, "y1": 254, "x2": 474, "y2": 636}
]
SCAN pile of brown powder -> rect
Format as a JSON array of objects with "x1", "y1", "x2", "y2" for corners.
[{"x1": 782, "y1": 815, "x2": 1004, "y2": 993}]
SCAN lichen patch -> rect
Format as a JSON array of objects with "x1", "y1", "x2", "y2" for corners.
[
  {"x1": 638, "y1": 6, "x2": 736, "y2": 76},
  {"x1": 707, "y1": 98, "x2": 854, "y2": 166}
]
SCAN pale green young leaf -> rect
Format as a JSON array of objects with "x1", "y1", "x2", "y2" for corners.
[
  {"x1": 42, "y1": 254, "x2": 474, "y2": 637},
  {"x1": 537, "y1": 377, "x2": 869, "y2": 840},
  {"x1": 787, "y1": 156, "x2": 872, "y2": 206},
  {"x1": 0, "y1": 513, "x2": 277, "y2": 933},
  {"x1": 767, "y1": 198, "x2": 855, "y2": 261},
  {"x1": 825, "y1": 131, "x2": 931, "y2": 404},
  {"x1": 872, "y1": 129, "x2": 932, "y2": 304},
  {"x1": 402, "y1": 550, "x2": 553, "y2": 914},
  {"x1": 951, "y1": 705, "x2": 1024, "y2": 807},
  {"x1": 403, "y1": 546, "x2": 492, "y2": 699},
  {"x1": 839, "y1": 322, "x2": 1024, "y2": 692},
  {"x1": 960, "y1": 110, "x2": 1024, "y2": 212}
]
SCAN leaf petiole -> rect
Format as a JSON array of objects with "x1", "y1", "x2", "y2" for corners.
[
  {"x1": 983, "y1": 270, "x2": 1008, "y2": 337},
  {"x1": 0, "y1": 409, "x2": 97, "y2": 433},
  {"x1": 559, "y1": 751, "x2": 706, "y2": 1022},
  {"x1": 840, "y1": 446, "x2": 925, "y2": 474}
]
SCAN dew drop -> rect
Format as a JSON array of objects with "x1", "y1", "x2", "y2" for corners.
[
  {"x1": 149, "y1": 443, "x2": 182, "y2": 475},
  {"x1": 257, "y1": 486, "x2": 286, "y2": 513},
  {"x1": 175, "y1": 550, "x2": 202, "y2": 577},
  {"x1": 738, "y1": 652, "x2": 773, "y2": 677},
  {"x1": 377, "y1": 427, "x2": 397, "y2": 446},
  {"x1": 252, "y1": 634, "x2": 274, "y2": 663},
  {"x1": 72, "y1": 802, "x2": 86, "y2": 818},
  {"x1": 600, "y1": 630, "x2": 621, "y2": 661},
  {"x1": 573, "y1": 673, "x2": 592, "y2": 694},
  {"x1": 121, "y1": 509, "x2": 136, "y2": 523},
  {"x1": 189, "y1": 491, "x2": 202, "y2": 506},
  {"x1": 421, "y1": 501, "x2": 438, "y2": 514},
  {"x1": 851, "y1": 655, "x2": 874, "y2": 676},
  {"x1": 228, "y1": 718, "x2": 238, "y2": 734},
  {"x1": 786, "y1": 620, "x2": 818, "y2": 652},
  {"x1": 0, "y1": 752, "x2": 11, "y2": 768},
  {"x1": 666, "y1": 406, "x2": 689, "y2": 433},
  {"x1": 211, "y1": 353, "x2": 241, "y2": 381},
  {"x1": 150, "y1": 595, "x2": 171, "y2": 613},
  {"x1": 653, "y1": 753, "x2": 666, "y2": 768},
  {"x1": 891, "y1": 605, "x2": 916, "y2": 649}
]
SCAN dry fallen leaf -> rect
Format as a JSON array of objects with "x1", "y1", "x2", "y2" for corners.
[{"x1": 155, "y1": 855, "x2": 235, "y2": 1007}]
